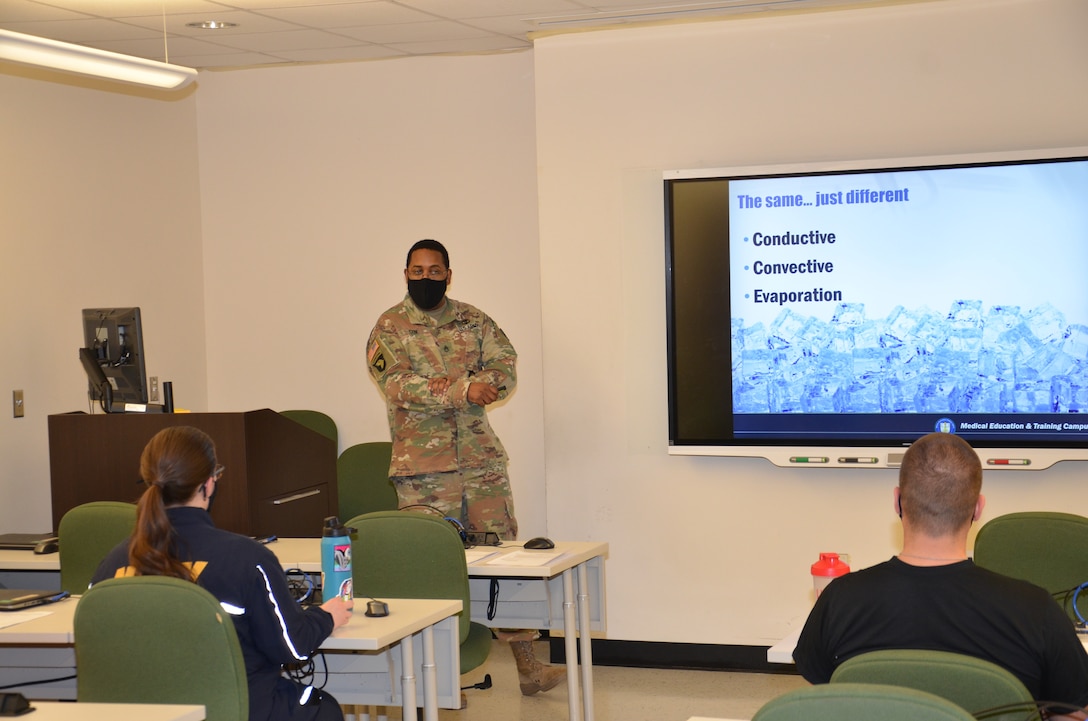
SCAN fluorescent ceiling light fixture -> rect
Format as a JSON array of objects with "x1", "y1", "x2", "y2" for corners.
[
  {"x1": 0, "y1": 28, "x2": 196, "y2": 90},
  {"x1": 186, "y1": 21, "x2": 237, "y2": 30}
]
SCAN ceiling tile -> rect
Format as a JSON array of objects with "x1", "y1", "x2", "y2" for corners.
[
  {"x1": 336, "y1": 19, "x2": 493, "y2": 44},
  {"x1": 396, "y1": 0, "x2": 585, "y2": 20},
  {"x1": 0, "y1": 0, "x2": 89, "y2": 23},
  {"x1": 212, "y1": 28, "x2": 363, "y2": 52},
  {"x1": 123, "y1": 10, "x2": 306, "y2": 34},
  {"x1": 0, "y1": 0, "x2": 924, "y2": 69},
  {"x1": 255, "y1": 3, "x2": 435, "y2": 29},
  {"x1": 2, "y1": 18, "x2": 163, "y2": 42}
]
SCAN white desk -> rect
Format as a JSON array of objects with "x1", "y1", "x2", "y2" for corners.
[
  {"x1": 767, "y1": 628, "x2": 800, "y2": 664},
  {"x1": 468, "y1": 542, "x2": 608, "y2": 721},
  {"x1": 0, "y1": 597, "x2": 78, "y2": 701},
  {"x1": 23, "y1": 702, "x2": 204, "y2": 721},
  {"x1": 0, "y1": 549, "x2": 60, "y2": 592},
  {"x1": 0, "y1": 596, "x2": 461, "y2": 721},
  {"x1": 270, "y1": 538, "x2": 609, "y2": 721},
  {"x1": 0, "y1": 538, "x2": 610, "y2": 721},
  {"x1": 0, "y1": 549, "x2": 60, "y2": 571},
  {"x1": 321, "y1": 597, "x2": 462, "y2": 721}
]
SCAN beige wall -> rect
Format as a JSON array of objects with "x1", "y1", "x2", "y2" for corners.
[
  {"x1": 2, "y1": 0, "x2": 1087, "y2": 647},
  {"x1": 533, "y1": 0, "x2": 1088, "y2": 644},
  {"x1": 0, "y1": 68, "x2": 207, "y2": 532},
  {"x1": 192, "y1": 52, "x2": 548, "y2": 538}
]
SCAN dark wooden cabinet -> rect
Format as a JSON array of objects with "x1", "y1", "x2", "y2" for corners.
[{"x1": 47, "y1": 409, "x2": 337, "y2": 538}]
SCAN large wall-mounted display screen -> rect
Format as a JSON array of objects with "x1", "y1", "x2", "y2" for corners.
[{"x1": 665, "y1": 149, "x2": 1088, "y2": 469}]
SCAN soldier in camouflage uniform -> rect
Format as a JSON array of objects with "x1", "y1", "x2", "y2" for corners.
[
  {"x1": 366, "y1": 239, "x2": 564, "y2": 696},
  {"x1": 367, "y1": 243, "x2": 517, "y2": 537}
]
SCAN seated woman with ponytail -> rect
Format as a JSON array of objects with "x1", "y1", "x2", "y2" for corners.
[{"x1": 92, "y1": 425, "x2": 353, "y2": 721}]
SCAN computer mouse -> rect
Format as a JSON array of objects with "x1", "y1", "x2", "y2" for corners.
[
  {"x1": 365, "y1": 600, "x2": 390, "y2": 617},
  {"x1": 0, "y1": 691, "x2": 31, "y2": 716},
  {"x1": 523, "y1": 536, "x2": 555, "y2": 550},
  {"x1": 33, "y1": 537, "x2": 59, "y2": 555}
]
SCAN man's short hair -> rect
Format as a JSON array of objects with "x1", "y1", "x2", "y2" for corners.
[
  {"x1": 406, "y1": 239, "x2": 449, "y2": 268},
  {"x1": 898, "y1": 432, "x2": 982, "y2": 536}
]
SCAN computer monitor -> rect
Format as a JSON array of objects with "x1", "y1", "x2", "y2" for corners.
[
  {"x1": 78, "y1": 347, "x2": 113, "y2": 412},
  {"x1": 81, "y1": 307, "x2": 148, "y2": 405},
  {"x1": 664, "y1": 148, "x2": 1088, "y2": 469}
]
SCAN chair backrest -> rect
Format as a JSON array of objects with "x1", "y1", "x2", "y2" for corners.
[
  {"x1": 337, "y1": 442, "x2": 398, "y2": 521},
  {"x1": 753, "y1": 682, "x2": 979, "y2": 721},
  {"x1": 974, "y1": 511, "x2": 1088, "y2": 621},
  {"x1": 58, "y1": 501, "x2": 137, "y2": 594},
  {"x1": 74, "y1": 575, "x2": 249, "y2": 721},
  {"x1": 346, "y1": 510, "x2": 471, "y2": 645},
  {"x1": 830, "y1": 649, "x2": 1040, "y2": 721},
  {"x1": 279, "y1": 409, "x2": 339, "y2": 446}
]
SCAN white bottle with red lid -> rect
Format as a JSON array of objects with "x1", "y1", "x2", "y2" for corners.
[{"x1": 811, "y1": 552, "x2": 851, "y2": 597}]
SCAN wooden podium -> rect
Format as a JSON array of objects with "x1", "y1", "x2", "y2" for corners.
[{"x1": 47, "y1": 409, "x2": 337, "y2": 538}]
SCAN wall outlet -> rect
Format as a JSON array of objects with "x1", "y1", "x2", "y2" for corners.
[
  {"x1": 13, "y1": 390, "x2": 24, "y2": 418},
  {"x1": 149, "y1": 376, "x2": 160, "y2": 403}
]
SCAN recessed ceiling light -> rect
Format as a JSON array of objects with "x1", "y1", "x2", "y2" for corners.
[{"x1": 186, "y1": 21, "x2": 238, "y2": 30}]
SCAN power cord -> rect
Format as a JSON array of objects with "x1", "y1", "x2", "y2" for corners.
[
  {"x1": 461, "y1": 674, "x2": 492, "y2": 691},
  {"x1": 286, "y1": 568, "x2": 315, "y2": 604},
  {"x1": 0, "y1": 675, "x2": 77, "y2": 690},
  {"x1": 1071, "y1": 582, "x2": 1088, "y2": 629},
  {"x1": 396, "y1": 504, "x2": 472, "y2": 547},
  {"x1": 974, "y1": 699, "x2": 1083, "y2": 721},
  {"x1": 285, "y1": 652, "x2": 331, "y2": 691},
  {"x1": 487, "y1": 578, "x2": 499, "y2": 621}
]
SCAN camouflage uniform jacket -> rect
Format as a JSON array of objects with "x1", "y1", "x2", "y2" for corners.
[{"x1": 367, "y1": 294, "x2": 516, "y2": 477}]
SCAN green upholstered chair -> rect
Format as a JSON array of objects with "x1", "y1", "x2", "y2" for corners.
[
  {"x1": 58, "y1": 500, "x2": 137, "y2": 594},
  {"x1": 830, "y1": 649, "x2": 1040, "y2": 721},
  {"x1": 337, "y1": 442, "x2": 399, "y2": 521},
  {"x1": 974, "y1": 511, "x2": 1088, "y2": 622},
  {"x1": 279, "y1": 409, "x2": 339, "y2": 446},
  {"x1": 74, "y1": 575, "x2": 248, "y2": 721},
  {"x1": 346, "y1": 510, "x2": 491, "y2": 676},
  {"x1": 753, "y1": 682, "x2": 978, "y2": 721}
]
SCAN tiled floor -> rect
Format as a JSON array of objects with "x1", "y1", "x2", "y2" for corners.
[{"x1": 343, "y1": 638, "x2": 808, "y2": 721}]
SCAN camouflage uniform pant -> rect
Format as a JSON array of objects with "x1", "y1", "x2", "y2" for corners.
[{"x1": 393, "y1": 463, "x2": 518, "y2": 540}]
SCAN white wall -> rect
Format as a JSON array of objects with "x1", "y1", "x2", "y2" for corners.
[
  {"x1": 0, "y1": 68, "x2": 207, "y2": 533},
  {"x1": 193, "y1": 52, "x2": 548, "y2": 537},
  {"x1": 533, "y1": 0, "x2": 1088, "y2": 644}
]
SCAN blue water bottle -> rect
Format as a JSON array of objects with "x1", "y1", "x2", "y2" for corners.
[{"x1": 321, "y1": 516, "x2": 353, "y2": 602}]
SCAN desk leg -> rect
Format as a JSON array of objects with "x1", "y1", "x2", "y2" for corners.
[
  {"x1": 577, "y1": 562, "x2": 595, "y2": 721},
  {"x1": 400, "y1": 633, "x2": 417, "y2": 721},
  {"x1": 562, "y1": 567, "x2": 582, "y2": 721},
  {"x1": 422, "y1": 624, "x2": 437, "y2": 721}
]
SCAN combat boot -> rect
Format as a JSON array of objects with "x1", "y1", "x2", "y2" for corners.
[{"x1": 508, "y1": 639, "x2": 566, "y2": 696}]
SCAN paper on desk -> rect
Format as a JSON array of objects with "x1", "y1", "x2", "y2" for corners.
[
  {"x1": 464, "y1": 549, "x2": 499, "y2": 565},
  {"x1": 0, "y1": 610, "x2": 50, "y2": 630},
  {"x1": 485, "y1": 549, "x2": 565, "y2": 567}
]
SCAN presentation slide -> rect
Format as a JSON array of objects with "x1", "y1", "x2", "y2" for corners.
[{"x1": 727, "y1": 160, "x2": 1088, "y2": 422}]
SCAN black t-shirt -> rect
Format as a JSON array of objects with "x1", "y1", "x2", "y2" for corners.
[{"x1": 794, "y1": 557, "x2": 1088, "y2": 706}]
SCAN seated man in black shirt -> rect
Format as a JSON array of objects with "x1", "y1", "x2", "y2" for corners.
[{"x1": 794, "y1": 432, "x2": 1088, "y2": 718}]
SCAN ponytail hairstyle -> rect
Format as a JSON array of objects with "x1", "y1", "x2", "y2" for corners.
[{"x1": 128, "y1": 425, "x2": 218, "y2": 580}]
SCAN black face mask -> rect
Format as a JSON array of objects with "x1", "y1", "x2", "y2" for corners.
[{"x1": 408, "y1": 278, "x2": 447, "y2": 310}]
